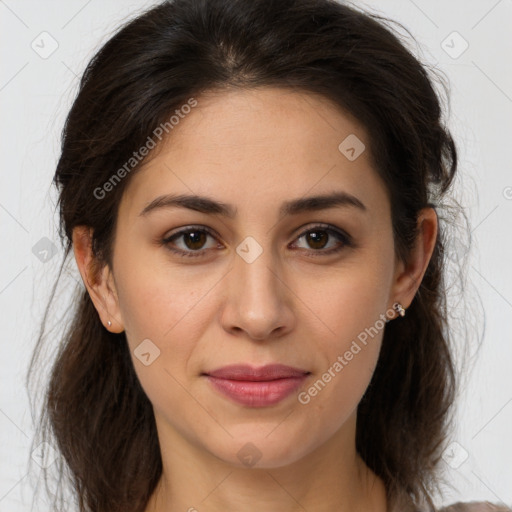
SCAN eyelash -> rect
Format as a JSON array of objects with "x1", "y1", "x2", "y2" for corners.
[{"x1": 160, "y1": 223, "x2": 353, "y2": 259}]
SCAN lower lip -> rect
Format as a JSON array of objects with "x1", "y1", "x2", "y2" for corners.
[{"x1": 205, "y1": 375, "x2": 309, "y2": 407}]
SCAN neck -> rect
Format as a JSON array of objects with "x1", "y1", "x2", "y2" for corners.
[{"x1": 145, "y1": 411, "x2": 388, "y2": 512}]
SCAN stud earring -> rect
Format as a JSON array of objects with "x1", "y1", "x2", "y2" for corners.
[
  {"x1": 107, "y1": 320, "x2": 112, "y2": 327},
  {"x1": 393, "y1": 302, "x2": 406, "y2": 317}
]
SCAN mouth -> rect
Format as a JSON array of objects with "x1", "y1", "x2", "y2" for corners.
[{"x1": 202, "y1": 364, "x2": 311, "y2": 407}]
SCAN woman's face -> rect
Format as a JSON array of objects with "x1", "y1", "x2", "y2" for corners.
[{"x1": 96, "y1": 87, "x2": 415, "y2": 468}]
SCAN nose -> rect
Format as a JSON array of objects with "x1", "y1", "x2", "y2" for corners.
[{"x1": 219, "y1": 240, "x2": 295, "y2": 341}]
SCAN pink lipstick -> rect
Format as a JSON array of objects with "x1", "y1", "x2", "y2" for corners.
[{"x1": 203, "y1": 364, "x2": 310, "y2": 407}]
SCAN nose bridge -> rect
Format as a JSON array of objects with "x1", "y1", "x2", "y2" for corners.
[
  {"x1": 233, "y1": 233, "x2": 281, "y2": 304},
  {"x1": 221, "y1": 232, "x2": 293, "y2": 339}
]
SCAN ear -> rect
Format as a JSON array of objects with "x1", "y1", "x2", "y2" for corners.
[
  {"x1": 389, "y1": 207, "x2": 438, "y2": 316},
  {"x1": 72, "y1": 225, "x2": 124, "y2": 333}
]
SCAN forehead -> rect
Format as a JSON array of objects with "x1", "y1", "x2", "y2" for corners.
[
  {"x1": 119, "y1": 86, "x2": 389, "y2": 220},
  {"x1": 164, "y1": 86, "x2": 366, "y2": 161}
]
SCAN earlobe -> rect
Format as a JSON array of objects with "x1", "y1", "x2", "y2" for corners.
[
  {"x1": 72, "y1": 225, "x2": 124, "y2": 333},
  {"x1": 389, "y1": 207, "x2": 438, "y2": 313}
]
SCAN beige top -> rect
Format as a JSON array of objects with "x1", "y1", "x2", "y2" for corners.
[
  {"x1": 439, "y1": 504, "x2": 512, "y2": 512},
  {"x1": 388, "y1": 488, "x2": 512, "y2": 512}
]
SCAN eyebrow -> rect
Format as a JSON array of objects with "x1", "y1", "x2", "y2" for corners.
[{"x1": 138, "y1": 191, "x2": 367, "y2": 218}]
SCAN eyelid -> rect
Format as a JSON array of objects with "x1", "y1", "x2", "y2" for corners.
[
  {"x1": 292, "y1": 222, "x2": 349, "y2": 240},
  {"x1": 291, "y1": 223, "x2": 353, "y2": 253},
  {"x1": 160, "y1": 222, "x2": 353, "y2": 258},
  {"x1": 162, "y1": 224, "x2": 219, "y2": 241},
  {"x1": 160, "y1": 225, "x2": 221, "y2": 258}
]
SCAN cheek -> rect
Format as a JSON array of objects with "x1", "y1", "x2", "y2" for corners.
[
  {"x1": 300, "y1": 309, "x2": 385, "y2": 439},
  {"x1": 297, "y1": 256, "x2": 392, "y2": 414},
  {"x1": 113, "y1": 242, "x2": 217, "y2": 344},
  {"x1": 304, "y1": 254, "x2": 392, "y2": 348},
  {"x1": 112, "y1": 259, "x2": 213, "y2": 419}
]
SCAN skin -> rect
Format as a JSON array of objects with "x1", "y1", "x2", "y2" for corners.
[{"x1": 72, "y1": 86, "x2": 437, "y2": 512}]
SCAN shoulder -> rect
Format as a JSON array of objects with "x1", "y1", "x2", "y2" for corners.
[{"x1": 438, "y1": 502, "x2": 512, "y2": 512}]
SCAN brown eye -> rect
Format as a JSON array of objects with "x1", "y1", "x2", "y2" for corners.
[
  {"x1": 161, "y1": 226, "x2": 220, "y2": 258},
  {"x1": 182, "y1": 230, "x2": 208, "y2": 250},
  {"x1": 292, "y1": 224, "x2": 352, "y2": 255},
  {"x1": 304, "y1": 230, "x2": 329, "y2": 250}
]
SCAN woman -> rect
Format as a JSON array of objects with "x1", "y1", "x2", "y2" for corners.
[{"x1": 27, "y1": 0, "x2": 511, "y2": 511}]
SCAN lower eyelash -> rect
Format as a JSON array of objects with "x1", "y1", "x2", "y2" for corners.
[
  {"x1": 161, "y1": 227, "x2": 217, "y2": 258},
  {"x1": 161, "y1": 225, "x2": 352, "y2": 258},
  {"x1": 293, "y1": 226, "x2": 352, "y2": 256}
]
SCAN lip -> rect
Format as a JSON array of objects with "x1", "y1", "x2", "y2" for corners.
[{"x1": 203, "y1": 364, "x2": 310, "y2": 407}]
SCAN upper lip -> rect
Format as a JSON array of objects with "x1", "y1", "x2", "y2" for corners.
[{"x1": 204, "y1": 364, "x2": 310, "y2": 381}]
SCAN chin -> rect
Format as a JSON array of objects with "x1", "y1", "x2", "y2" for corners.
[{"x1": 205, "y1": 428, "x2": 316, "y2": 470}]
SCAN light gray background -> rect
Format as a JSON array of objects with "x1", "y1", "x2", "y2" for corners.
[{"x1": 1, "y1": 0, "x2": 511, "y2": 510}]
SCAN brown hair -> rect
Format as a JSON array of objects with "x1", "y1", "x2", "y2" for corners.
[{"x1": 27, "y1": 0, "x2": 467, "y2": 510}]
